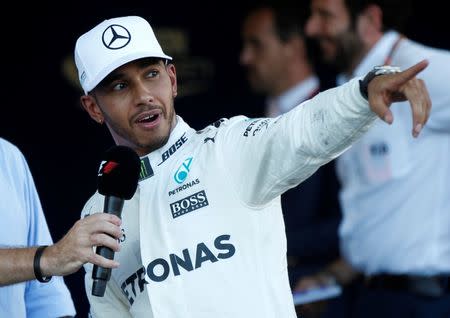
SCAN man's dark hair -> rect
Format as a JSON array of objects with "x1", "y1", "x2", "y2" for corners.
[
  {"x1": 271, "y1": 2, "x2": 308, "y2": 43},
  {"x1": 243, "y1": 1, "x2": 316, "y2": 63},
  {"x1": 345, "y1": 0, "x2": 413, "y2": 33},
  {"x1": 243, "y1": 0, "x2": 310, "y2": 42}
]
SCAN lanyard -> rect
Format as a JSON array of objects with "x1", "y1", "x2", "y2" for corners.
[
  {"x1": 307, "y1": 86, "x2": 320, "y2": 100},
  {"x1": 384, "y1": 35, "x2": 405, "y2": 65}
]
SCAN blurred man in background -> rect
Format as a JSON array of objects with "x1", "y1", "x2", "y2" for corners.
[{"x1": 297, "y1": 0, "x2": 450, "y2": 317}]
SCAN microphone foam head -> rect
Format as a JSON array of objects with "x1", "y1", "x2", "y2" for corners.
[{"x1": 97, "y1": 145, "x2": 141, "y2": 199}]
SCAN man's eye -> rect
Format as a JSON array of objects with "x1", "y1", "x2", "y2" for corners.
[
  {"x1": 112, "y1": 82, "x2": 127, "y2": 91},
  {"x1": 147, "y1": 70, "x2": 159, "y2": 78}
]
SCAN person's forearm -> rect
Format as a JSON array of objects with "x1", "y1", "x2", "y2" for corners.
[{"x1": 0, "y1": 247, "x2": 39, "y2": 286}]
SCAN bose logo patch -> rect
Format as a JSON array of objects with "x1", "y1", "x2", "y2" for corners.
[
  {"x1": 170, "y1": 190, "x2": 208, "y2": 218},
  {"x1": 158, "y1": 133, "x2": 188, "y2": 165}
]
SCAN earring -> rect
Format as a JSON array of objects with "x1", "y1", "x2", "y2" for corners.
[{"x1": 98, "y1": 119, "x2": 103, "y2": 124}]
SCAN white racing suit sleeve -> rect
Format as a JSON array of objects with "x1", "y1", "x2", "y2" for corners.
[
  {"x1": 218, "y1": 78, "x2": 377, "y2": 206},
  {"x1": 81, "y1": 194, "x2": 132, "y2": 318}
]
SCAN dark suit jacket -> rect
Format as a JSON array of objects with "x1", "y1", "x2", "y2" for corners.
[{"x1": 282, "y1": 159, "x2": 341, "y2": 287}]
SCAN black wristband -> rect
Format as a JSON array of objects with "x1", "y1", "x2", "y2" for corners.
[{"x1": 33, "y1": 245, "x2": 52, "y2": 283}]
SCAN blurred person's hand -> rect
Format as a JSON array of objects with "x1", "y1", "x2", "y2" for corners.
[
  {"x1": 294, "y1": 271, "x2": 336, "y2": 292},
  {"x1": 294, "y1": 272, "x2": 336, "y2": 318},
  {"x1": 294, "y1": 258, "x2": 362, "y2": 317}
]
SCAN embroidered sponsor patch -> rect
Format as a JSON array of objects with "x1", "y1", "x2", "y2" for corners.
[{"x1": 169, "y1": 190, "x2": 209, "y2": 218}]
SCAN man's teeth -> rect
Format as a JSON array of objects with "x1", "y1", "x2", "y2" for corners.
[{"x1": 141, "y1": 114, "x2": 155, "y2": 122}]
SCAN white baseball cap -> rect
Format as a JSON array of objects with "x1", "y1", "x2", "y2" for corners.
[{"x1": 74, "y1": 16, "x2": 172, "y2": 94}]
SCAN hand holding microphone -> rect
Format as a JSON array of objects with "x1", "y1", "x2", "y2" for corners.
[
  {"x1": 91, "y1": 145, "x2": 141, "y2": 297},
  {"x1": 37, "y1": 146, "x2": 139, "y2": 284},
  {"x1": 37, "y1": 213, "x2": 123, "y2": 281}
]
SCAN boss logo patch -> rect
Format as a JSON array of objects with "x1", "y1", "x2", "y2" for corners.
[{"x1": 169, "y1": 190, "x2": 209, "y2": 218}]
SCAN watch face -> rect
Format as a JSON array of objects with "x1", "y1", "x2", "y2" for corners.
[{"x1": 374, "y1": 65, "x2": 401, "y2": 75}]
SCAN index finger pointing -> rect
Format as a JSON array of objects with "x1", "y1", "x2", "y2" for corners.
[{"x1": 394, "y1": 59, "x2": 429, "y2": 85}]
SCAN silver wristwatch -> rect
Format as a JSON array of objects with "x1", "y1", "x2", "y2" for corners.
[{"x1": 359, "y1": 65, "x2": 402, "y2": 100}]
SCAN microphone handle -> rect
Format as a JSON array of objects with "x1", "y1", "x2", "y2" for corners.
[{"x1": 92, "y1": 196, "x2": 124, "y2": 297}]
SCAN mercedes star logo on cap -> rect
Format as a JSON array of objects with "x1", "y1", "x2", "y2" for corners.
[{"x1": 102, "y1": 24, "x2": 131, "y2": 50}]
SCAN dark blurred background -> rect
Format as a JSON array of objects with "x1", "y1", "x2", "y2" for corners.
[{"x1": 0, "y1": 1, "x2": 448, "y2": 316}]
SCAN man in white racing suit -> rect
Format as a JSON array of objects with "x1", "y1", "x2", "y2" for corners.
[{"x1": 74, "y1": 15, "x2": 431, "y2": 318}]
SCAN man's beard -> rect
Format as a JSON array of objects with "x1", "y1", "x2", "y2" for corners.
[{"x1": 324, "y1": 31, "x2": 365, "y2": 74}]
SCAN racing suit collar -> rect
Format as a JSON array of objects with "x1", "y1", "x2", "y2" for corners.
[{"x1": 139, "y1": 115, "x2": 195, "y2": 171}]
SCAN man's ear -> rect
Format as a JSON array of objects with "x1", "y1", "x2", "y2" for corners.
[
  {"x1": 364, "y1": 4, "x2": 383, "y2": 31},
  {"x1": 80, "y1": 95, "x2": 104, "y2": 124},
  {"x1": 356, "y1": 4, "x2": 383, "y2": 47},
  {"x1": 166, "y1": 63, "x2": 178, "y2": 98}
]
